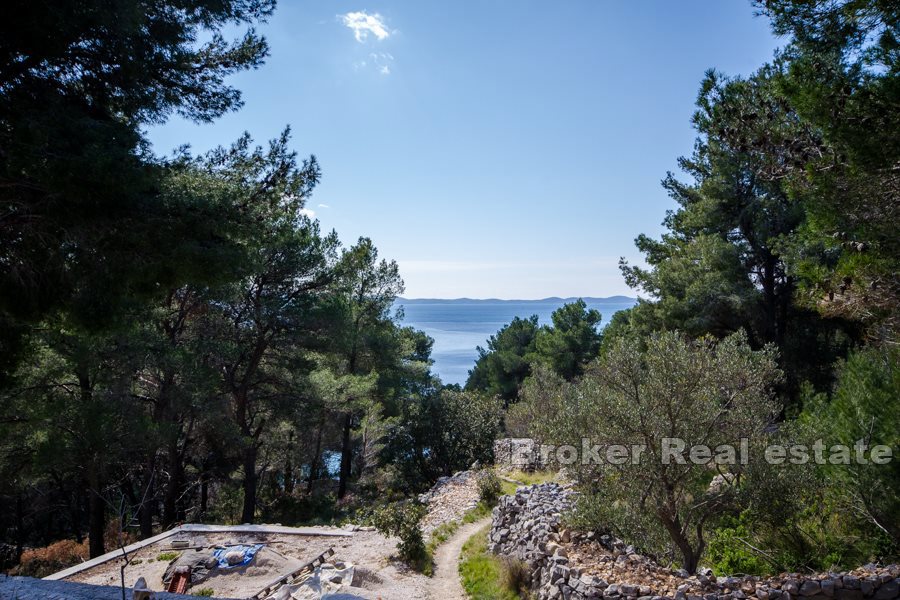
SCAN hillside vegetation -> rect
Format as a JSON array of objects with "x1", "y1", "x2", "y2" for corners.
[{"x1": 0, "y1": 0, "x2": 897, "y2": 581}]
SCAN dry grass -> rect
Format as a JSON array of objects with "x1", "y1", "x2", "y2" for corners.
[
  {"x1": 500, "y1": 470, "x2": 557, "y2": 496},
  {"x1": 500, "y1": 556, "x2": 531, "y2": 597},
  {"x1": 12, "y1": 539, "x2": 90, "y2": 578}
]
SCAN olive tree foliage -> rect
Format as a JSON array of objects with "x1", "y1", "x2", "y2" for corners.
[
  {"x1": 504, "y1": 364, "x2": 572, "y2": 439},
  {"x1": 524, "y1": 331, "x2": 780, "y2": 573},
  {"x1": 431, "y1": 390, "x2": 503, "y2": 476}
]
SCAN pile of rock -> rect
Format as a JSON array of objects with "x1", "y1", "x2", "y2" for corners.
[
  {"x1": 418, "y1": 470, "x2": 480, "y2": 537},
  {"x1": 489, "y1": 484, "x2": 900, "y2": 600}
]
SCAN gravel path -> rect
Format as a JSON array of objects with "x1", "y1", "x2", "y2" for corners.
[{"x1": 427, "y1": 516, "x2": 492, "y2": 600}]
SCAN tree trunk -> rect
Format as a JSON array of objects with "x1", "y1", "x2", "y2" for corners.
[
  {"x1": 240, "y1": 445, "x2": 258, "y2": 524},
  {"x1": 660, "y1": 511, "x2": 699, "y2": 574},
  {"x1": 199, "y1": 470, "x2": 209, "y2": 521},
  {"x1": 139, "y1": 495, "x2": 153, "y2": 539},
  {"x1": 162, "y1": 442, "x2": 184, "y2": 529},
  {"x1": 72, "y1": 488, "x2": 84, "y2": 543},
  {"x1": 337, "y1": 413, "x2": 353, "y2": 499},
  {"x1": 307, "y1": 415, "x2": 325, "y2": 493},
  {"x1": 87, "y1": 472, "x2": 106, "y2": 558},
  {"x1": 284, "y1": 430, "x2": 295, "y2": 495},
  {"x1": 137, "y1": 459, "x2": 155, "y2": 539},
  {"x1": 15, "y1": 493, "x2": 24, "y2": 561}
]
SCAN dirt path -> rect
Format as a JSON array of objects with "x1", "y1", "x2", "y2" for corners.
[{"x1": 427, "y1": 516, "x2": 492, "y2": 600}]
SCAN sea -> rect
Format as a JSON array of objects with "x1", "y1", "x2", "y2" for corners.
[{"x1": 395, "y1": 296, "x2": 638, "y2": 386}]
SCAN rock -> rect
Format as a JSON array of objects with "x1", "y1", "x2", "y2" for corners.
[
  {"x1": 836, "y1": 590, "x2": 864, "y2": 600},
  {"x1": 552, "y1": 565, "x2": 570, "y2": 584},
  {"x1": 420, "y1": 470, "x2": 480, "y2": 537},
  {"x1": 874, "y1": 580, "x2": 899, "y2": 600},
  {"x1": 132, "y1": 577, "x2": 152, "y2": 600},
  {"x1": 487, "y1": 482, "x2": 898, "y2": 600},
  {"x1": 801, "y1": 581, "x2": 822, "y2": 596}
]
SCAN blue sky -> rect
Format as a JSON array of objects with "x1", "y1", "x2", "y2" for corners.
[{"x1": 147, "y1": 1, "x2": 781, "y2": 299}]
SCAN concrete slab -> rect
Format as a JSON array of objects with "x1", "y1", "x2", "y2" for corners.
[
  {"x1": 44, "y1": 524, "x2": 352, "y2": 581},
  {"x1": 0, "y1": 575, "x2": 237, "y2": 599}
]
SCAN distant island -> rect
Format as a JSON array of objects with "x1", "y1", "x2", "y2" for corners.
[{"x1": 397, "y1": 295, "x2": 637, "y2": 304}]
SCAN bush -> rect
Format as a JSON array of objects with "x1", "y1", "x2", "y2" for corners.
[
  {"x1": 477, "y1": 469, "x2": 503, "y2": 507},
  {"x1": 535, "y1": 331, "x2": 781, "y2": 573},
  {"x1": 370, "y1": 501, "x2": 428, "y2": 569},
  {"x1": 500, "y1": 556, "x2": 531, "y2": 596},
  {"x1": 12, "y1": 539, "x2": 89, "y2": 578},
  {"x1": 706, "y1": 515, "x2": 770, "y2": 576}
]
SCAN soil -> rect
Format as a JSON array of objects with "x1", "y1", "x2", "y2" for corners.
[
  {"x1": 64, "y1": 529, "x2": 431, "y2": 600},
  {"x1": 427, "y1": 516, "x2": 492, "y2": 600}
]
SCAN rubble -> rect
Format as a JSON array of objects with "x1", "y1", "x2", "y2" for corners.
[
  {"x1": 489, "y1": 483, "x2": 900, "y2": 600},
  {"x1": 418, "y1": 470, "x2": 480, "y2": 537}
]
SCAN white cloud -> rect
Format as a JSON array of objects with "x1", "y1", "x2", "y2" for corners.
[
  {"x1": 317, "y1": 203, "x2": 330, "y2": 208},
  {"x1": 353, "y1": 52, "x2": 394, "y2": 75},
  {"x1": 371, "y1": 52, "x2": 393, "y2": 75},
  {"x1": 341, "y1": 11, "x2": 390, "y2": 43},
  {"x1": 299, "y1": 208, "x2": 316, "y2": 219}
]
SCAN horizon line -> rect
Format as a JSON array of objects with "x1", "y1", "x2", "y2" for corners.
[{"x1": 396, "y1": 295, "x2": 638, "y2": 302}]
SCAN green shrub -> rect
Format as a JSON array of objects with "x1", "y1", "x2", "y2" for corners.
[
  {"x1": 706, "y1": 515, "x2": 770, "y2": 576},
  {"x1": 477, "y1": 469, "x2": 503, "y2": 507},
  {"x1": 192, "y1": 588, "x2": 214, "y2": 597},
  {"x1": 370, "y1": 501, "x2": 428, "y2": 569},
  {"x1": 156, "y1": 551, "x2": 179, "y2": 562},
  {"x1": 463, "y1": 501, "x2": 493, "y2": 523}
]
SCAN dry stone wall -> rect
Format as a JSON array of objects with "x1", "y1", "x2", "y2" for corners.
[
  {"x1": 494, "y1": 437, "x2": 550, "y2": 472},
  {"x1": 418, "y1": 470, "x2": 479, "y2": 537},
  {"x1": 489, "y1": 483, "x2": 900, "y2": 600}
]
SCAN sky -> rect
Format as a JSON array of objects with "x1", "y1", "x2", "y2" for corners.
[{"x1": 147, "y1": 1, "x2": 782, "y2": 299}]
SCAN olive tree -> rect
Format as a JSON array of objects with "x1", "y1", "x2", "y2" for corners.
[{"x1": 535, "y1": 331, "x2": 780, "y2": 573}]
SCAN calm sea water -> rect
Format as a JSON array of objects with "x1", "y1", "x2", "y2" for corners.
[{"x1": 396, "y1": 297, "x2": 637, "y2": 385}]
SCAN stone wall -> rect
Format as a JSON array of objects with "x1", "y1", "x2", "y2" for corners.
[
  {"x1": 489, "y1": 483, "x2": 900, "y2": 600},
  {"x1": 418, "y1": 470, "x2": 479, "y2": 537},
  {"x1": 493, "y1": 437, "x2": 548, "y2": 472}
]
